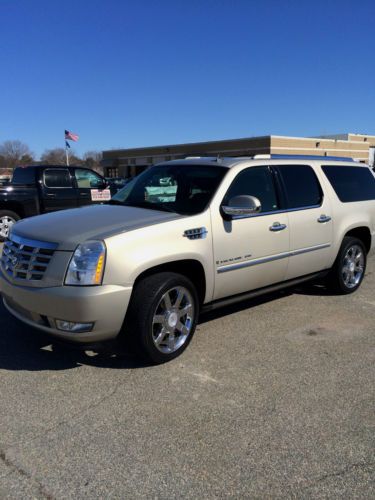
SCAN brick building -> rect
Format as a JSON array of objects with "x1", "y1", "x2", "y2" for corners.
[{"x1": 102, "y1": 133, "x2": 375, "y2": 178}]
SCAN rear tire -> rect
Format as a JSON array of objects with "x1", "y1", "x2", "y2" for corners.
[
  {"x1": 124, "y1": 272, "x2": 199, "y2": 364},
  {"x1": 0, "y1": 210, "x2": 20, "y2": 242},
  {"x1": 326, "y1": 236, "x2": 366, "y2": 294}
]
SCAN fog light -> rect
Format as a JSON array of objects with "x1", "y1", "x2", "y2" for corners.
[{"x1": 55, "y1": 319, "x2": 94, "y2": 333}]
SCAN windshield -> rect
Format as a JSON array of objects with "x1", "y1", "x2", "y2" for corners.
[{"x1": 109, "y1": 164, "x2": 228, "y2": 215}]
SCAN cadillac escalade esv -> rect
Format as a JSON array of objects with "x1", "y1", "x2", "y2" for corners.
[{"x1": 1, "y1": 156, "x2": 374, "y2": 363}]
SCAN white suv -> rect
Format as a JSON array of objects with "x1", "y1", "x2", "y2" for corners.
[{"x1": 1, "y1": 156, "x2": 374, "y2": 363}]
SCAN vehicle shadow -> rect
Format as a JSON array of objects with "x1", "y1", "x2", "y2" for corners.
[
  {"x1": 0, "y1": 281, "x2": 336, "y2": 372},
  {"x1": 198, "y1": 278, "x2": 342, "y2": 323},
  {"x1": 0, "y1": 299, "x2": 149, "y2": 372},
  {"x1": 199, "y1": 288, "x2": 294, "y2": 324}
]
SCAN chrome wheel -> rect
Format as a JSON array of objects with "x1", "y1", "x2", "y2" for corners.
[
  {"x1": 342, "y1": 244, "x2": 364, "y2": 289},
  {"x1": 0, "y1": 216, "x2": 16, "y2": 239},
  {"x1": 152, "y1": 286, "x2": 195, "y2": 354}
]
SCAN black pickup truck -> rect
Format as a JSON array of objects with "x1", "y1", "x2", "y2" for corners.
[{"x1": 0, "y1": 165, "x2": 115, "y2": 241}]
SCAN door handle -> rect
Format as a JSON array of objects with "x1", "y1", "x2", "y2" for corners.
[
  {"x1": 80, "y1": 193, "x2": 90, "y2": 197},
  {"x1": 317, "y1": 215, "x2": 331, "y2": 223},
  {"x1": 46, "y1": 193, "x2": 56, "y2": 198},
  {"x1": 269, "y1": 222, "x2": 287, "y2": 232}
]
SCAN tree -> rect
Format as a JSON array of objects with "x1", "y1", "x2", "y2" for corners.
[
  {"x1": 0, "y1": 140, "x2": 34, "y2": 169},
  {"x1": 19, "y1": 154, "x2": 34, "y2": 165},
  {"x1": 40, "y1": 148, "x2": 82, "y2": 166},
  {"x1": 83, "y1": 150, "x2": 103, "y2": 174}
]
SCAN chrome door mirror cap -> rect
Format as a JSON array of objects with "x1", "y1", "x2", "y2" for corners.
[{"x1": 221, "y1": 195, "x2": 262, "y2": 219}]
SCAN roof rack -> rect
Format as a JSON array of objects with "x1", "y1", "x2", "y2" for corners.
[{"x1": 253, "y1": 154, "x2": 355, "y2": 162}]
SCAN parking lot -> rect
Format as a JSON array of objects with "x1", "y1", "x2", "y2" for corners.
[{"x1": 0, "y1": 242, "x2": 374, "y2": 498}]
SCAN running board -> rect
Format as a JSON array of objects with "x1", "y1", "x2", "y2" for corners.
[{"x1": 202, "y1": 271, "x2": 327, "y2": 313}]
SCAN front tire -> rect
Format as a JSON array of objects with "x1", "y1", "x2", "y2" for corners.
[
  {"x1": 0, "y1": 210, "x2": 20, "y2": 242},
  {"x1": 124, "y1": 272, "x2": 199, "y2": 364},
  {"x1": 327, "y1": 236, "x2": 366, "y2": 294}
]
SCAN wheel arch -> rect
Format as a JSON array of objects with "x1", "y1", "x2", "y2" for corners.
[
  {"x1": 344, "y1": 226, "x2": 371, "y2": 254},
  {"x1": 0, "y1": 201, "x2": 25, "y2": 218},
  {"x1": 133, "y1": 259, "x2": 207, "y2": 305}
]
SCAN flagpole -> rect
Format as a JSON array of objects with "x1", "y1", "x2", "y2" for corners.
[{"x1": 65, "y1": 141, "x2": 69, "y2": 166}]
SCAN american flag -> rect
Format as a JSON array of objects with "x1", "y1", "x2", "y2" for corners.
[{"x1": 65, "y1": 130, "x2": 79, "y2": 142}]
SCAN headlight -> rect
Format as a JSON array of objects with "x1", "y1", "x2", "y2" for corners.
[{"x1": 65, "y1": 241, "x2": 106, "y2": 286}]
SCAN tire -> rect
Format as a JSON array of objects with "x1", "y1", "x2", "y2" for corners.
[
  {"x1": 0, "y1": 210, "x2": 20, "y2": 242},
  {"x1": 326, "y1": 236, "x2": 367, "y2": 294},
  {"x1": 124, "y1": 272, "x2": 199, "y2": 364}
]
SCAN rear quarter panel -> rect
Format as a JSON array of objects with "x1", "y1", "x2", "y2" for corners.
[
  {"x1": 0, "y1": 186, "x2": 40, "y2": 217},
  {"x1": 315, "y1": 164, "x2": 375, "y2": 262}
]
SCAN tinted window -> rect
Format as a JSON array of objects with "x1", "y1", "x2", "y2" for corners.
[
  {"x1": 277, "y1": 164, "x2": 322, "y2": 209},
  {"x1": 75, "y1": 169, "x2": 104, "y2": 188},
  {"x1": 12, "y1": 167, "x2": 36, "y2": 184},
  {"x1": 44, "y1": 169, "x2": 72, "y2": 188},
  {"x1": 224, "y1": 166, "x2": 279, "y2": 213},
  {"x1": 322, "y1": 165, "x2": 375, "y2": 202}
]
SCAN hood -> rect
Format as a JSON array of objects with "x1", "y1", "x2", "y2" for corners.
[{"x1": 12, "y1": 204, "x2": 183, "y2": 251}]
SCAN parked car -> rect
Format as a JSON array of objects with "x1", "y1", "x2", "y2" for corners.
[
  {"x1": 0, "y1": 165, "x2": 116, "y2": 241},
  {"x1": 1, "y1": 156, "x2": 374, "y2": 363},
  {"x1": 105, "y1": 177, "x2": 129, "y2": 191}
]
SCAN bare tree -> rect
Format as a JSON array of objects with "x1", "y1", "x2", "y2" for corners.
[
  {"x1": 83, "y1": 150, "x2": 103, "y2": 174},
  {"x1": 41, "y1": 148, "x2": 82, "y2": 166},
  {"x1": 0, "y1": 140, "x2": 34, "y2": 169}
]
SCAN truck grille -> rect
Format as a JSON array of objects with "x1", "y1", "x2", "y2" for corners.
[{"x1": 1, "y1": 234, "x2": 57, "y2": 282}]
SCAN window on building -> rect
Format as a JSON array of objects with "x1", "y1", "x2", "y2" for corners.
[
  {"x1": 277, "y1": 164, "x2": 322, "y2": 209},
  {"x1": 107, "y1": 168, "x2": 119, "y2": 178},
  {"x1": 322, "y1": 165, "x2": 375, "y2": 202}
]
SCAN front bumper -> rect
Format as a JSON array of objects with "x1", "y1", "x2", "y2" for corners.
[{"x1": 0, "y1": 268, "x2": 133, "y2": 344}]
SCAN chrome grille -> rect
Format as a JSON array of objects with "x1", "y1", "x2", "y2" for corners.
[{"x1": 1, "y1": 234, "x2": 57, "y2": 282}]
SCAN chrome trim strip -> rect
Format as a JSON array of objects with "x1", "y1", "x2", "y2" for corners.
[
  {"x1": 217, "y1": 243, "x2": 330, "y2": 273},
  {"x1": 290, "y1": 243, "x2": 330, "y2": 257},
  {"x1": 9, "y1": 233, "x2": 58, "y2": 250},
  {"x1": 217, "y1": 252, "x2": 289, "y2": 273},
  {"x1": 229, "y1": 204, "x2": 322, "y2": 220}
]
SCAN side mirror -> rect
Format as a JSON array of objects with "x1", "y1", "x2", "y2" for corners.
[
  {"x1": 221, "y1": 195, "x2": 261, "y2": 219},
  {"x1": 94, "y1": 179, "x2": 108, "y2": 189}
]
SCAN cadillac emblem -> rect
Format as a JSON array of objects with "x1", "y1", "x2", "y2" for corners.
[{"x1": 11, "y1": 255, "x2": 19, "y2": 267}]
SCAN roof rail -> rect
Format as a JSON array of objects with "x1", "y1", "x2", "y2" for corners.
[
  {"x1": 184, "y1": 156, "x2": 219, "y2": 161},
  {"x1": 253, "y1": 154, "x2": 355, "y2": 162}
]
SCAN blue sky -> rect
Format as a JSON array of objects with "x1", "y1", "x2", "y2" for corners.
[{"x1": 1, "y1": 0, "x2": 374, "y2": 158}]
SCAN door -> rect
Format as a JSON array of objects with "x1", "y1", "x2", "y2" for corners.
[
  {"x1": 42, "y1": 168, "x2": 78, "y2": 212},
  {"x1": 212, "y1": 166, "x2": 290, "y2": 300},
  {"x1": 74, "y1": 168, "x2": 111, "y2": 206},
  {"x1": 275, "y1": 164, "x2": 333, "y2": 280}
]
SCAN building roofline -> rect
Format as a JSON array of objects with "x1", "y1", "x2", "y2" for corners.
[
  {"x1": 103, "y1": 135, "x2": 271, "y2": 155},
  {"x1": 103, "y1": 133, "x2": 375, "y2": 157}
]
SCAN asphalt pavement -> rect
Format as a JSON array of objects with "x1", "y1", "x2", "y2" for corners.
[{"x1": 0, "y1": 243, "x2": 374, "y2": 498}]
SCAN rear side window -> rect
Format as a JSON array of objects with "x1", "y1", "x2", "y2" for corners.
[
  {"x1": 277, "y1": 164, "x2": 322, "y2": 209},
  {"x1": 322, "y1": 165, "x2": 375, "y2": 202},
  {"x1": 44, "y1": 169, "x2": 72, "y2": 188},
  {"x1": 12, "y1": 167, "x2": 35, "y2": 184}
]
